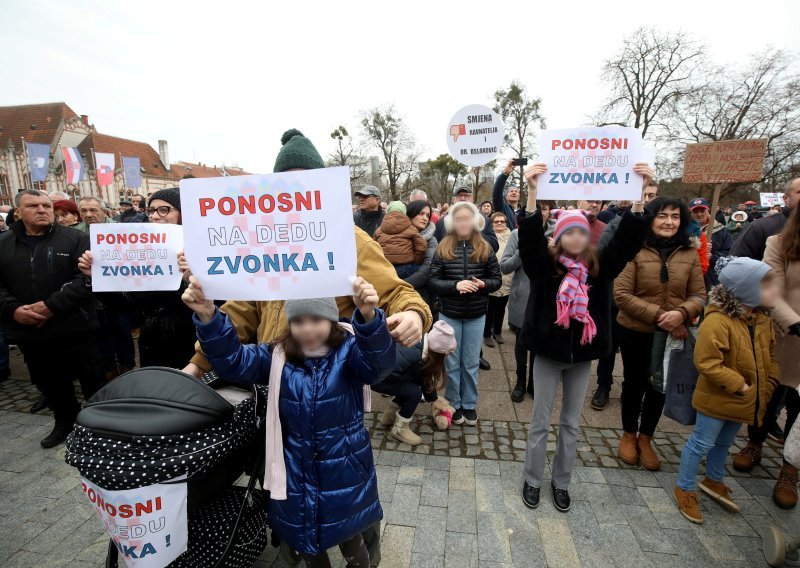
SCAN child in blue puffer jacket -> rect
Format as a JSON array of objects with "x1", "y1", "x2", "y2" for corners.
[{"x1": 183, "y1": 276, "x2": 396, "y2": 567}]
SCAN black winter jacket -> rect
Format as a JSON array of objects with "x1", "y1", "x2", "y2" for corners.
[
  {"x1": 730, "y1": 208, "x2": 790, "y2": 260},
  {"x1": 376, "y1": 342, "x2": 439, "y2": 402},
  {"x1": 519, "y1": 209, "x2": 650, "y2": 363},
  {"x1": 0, "y1": 222, "x2": 97, "y2": 341},
  {"x1": 353, "y1": 209, "x2": 384, "y2": 237},
  {"x1": 428, "y1": 241, "x2": 501, "y2": 320}
]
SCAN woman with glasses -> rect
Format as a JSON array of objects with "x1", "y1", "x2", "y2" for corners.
[
  {"x1": 484, "y1": 212, "x2": 513, "y2": 347},
  {"x1": 78, "y1": 188, "x2": 199, "y2": 369}
]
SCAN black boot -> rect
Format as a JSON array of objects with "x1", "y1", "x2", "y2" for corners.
[
  {"x1": 591, "y1": 388, "x2": 610, "y2": 410},
  {"x1": 479, "y1": 356, "x2": 491, "y2": 371},
  {"x1": 522, "y1": 481, "x2": 540, "y2": 509},
  {"x1": 511, "y1": 378, "x2": 525, "y2": 403},
  {"x1": 40, "y1": 422, "x2": 72, "y2": 449},
  {"x1": 552, "y1": 483, "x2": 571, "y2": 512},
  {"x1": 526, "y1": 377, "x2": 534, "y2": 397},
  {"x1": 30, "y1": 396, "x2": 49, "y2": 414}
]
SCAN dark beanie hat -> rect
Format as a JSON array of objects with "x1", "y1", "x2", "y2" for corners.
[
  {"x1": 52, "y1": 199, "x2": 80, "y2": 217},
  {"x1": 149, "y1": 188, "x2": 181, "y2": 211},
  {"x1": 273, "y1": 129, "x2": 325, "y2": 173}
]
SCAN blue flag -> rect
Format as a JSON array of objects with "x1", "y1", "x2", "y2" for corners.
[
  {"x1": 27, "y1": 143, "x2": 50, "y2": 182},
  {"x1": 122, "y1": 156, "x2": 142, "y2": 188}
]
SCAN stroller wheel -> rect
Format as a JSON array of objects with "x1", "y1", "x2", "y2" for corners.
[{"x1": 763, "y1": 524, "x2": 786, "y2": 567}]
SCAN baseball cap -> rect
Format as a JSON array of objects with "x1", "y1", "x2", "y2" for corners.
[
  {"x1": 119, "y1": 199, "x2": 133, "y2": 206},
  {"x1": 453, "y1": 186, "x2": 472, "y2": 196},
  {"x1": 690, "y1": 198, "x2": 709, "y2": 210},
  {"x1": 354, "y1": 185, "x2": 381, "y2": 198}
]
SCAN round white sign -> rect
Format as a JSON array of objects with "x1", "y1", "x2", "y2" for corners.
[{"x1": 446, "y1": 104, "x2": 505, "y2": 167}]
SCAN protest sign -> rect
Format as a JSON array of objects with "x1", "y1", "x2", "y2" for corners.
[
  {"x1": 682, "y1": 139, "x2": 768, "y2": 184},
  {"x1": 90, "y1": 223, "x2": 183, "y2": 292},
  {"x1": 760, "y1": 192, "x2": 784, "y2": 207},
  {"x1": 82, "y1": 475, "x2": 188, "y2": 568},
  {"x1": 536, "y1": 127, "x2": 644, "y2": 201},
  {"x1": 180, "y1": 166, "x2": 357, "y2": 301},
  {"x1": 447, "y1": 104, "x2": 505, "y2": 167}
]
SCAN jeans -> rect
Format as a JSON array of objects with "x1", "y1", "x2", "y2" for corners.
[
  {"x1": 96, "y1": 307, "x2": 136, "y2": 371},
  {"x1": 0, "y1": 323, "x2": 9, "y2": 371},
  {"x1": 523, "y1": 355, "x2": 591, "y2": 489},
  {"x1": 595, "y1": 308, "x2": 620, "y2": 390},
  {"x1": 618, "y1": 326, "x2": 664, "y2": 437},
  {"x1": 372, "y1": 381, "x2": 423, "y2": 419},
  {"x1": 484, "y1": 295, "x2": 509, "y2": 338},
  {"x1": 394, "y1": 263, "x2": 421, "y2": 279},
  {"x1": 677, "y1": 411, "x2": 741, "y2": 491},
  {"x1": 441, "y1": 314, "x2": 484, "y2": 411}
]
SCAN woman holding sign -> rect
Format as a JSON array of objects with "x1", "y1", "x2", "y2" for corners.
[
  {"x1": 518, "y1": 162, "x2": 653, "y2": 513},
  {"x1": 78, "y1": 188, "x2": 197, "y2": 369}
]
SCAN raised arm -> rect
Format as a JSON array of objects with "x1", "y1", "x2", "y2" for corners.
[
  {"x1": 517, "y1": 162, "x2": 551, "y2": 280},
  {"x1": 492, "y1": 160, "x2": 514, "y2": 215}
]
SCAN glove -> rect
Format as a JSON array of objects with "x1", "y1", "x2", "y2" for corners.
[{"x1": 789, "y1": 323, "x2": 800, "y2": 337}]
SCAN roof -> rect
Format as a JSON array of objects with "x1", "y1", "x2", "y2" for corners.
[
  {"x1": 169, "y1": 160, "x2": 251, "y2": 179},
  {"x1": 76, "y1": 132, "x2": 170, "y2": 178},
  {"x1": 0, "y1": 102, "x2": 79, "y2": 148}
]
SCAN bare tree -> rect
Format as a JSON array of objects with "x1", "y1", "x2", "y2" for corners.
[
  {"x1": 493, "y1": 82, "x2": 545, "y2": 191},
  {"x1": 595, "y1": 27, "x2": 705, "y2": 139},
  {"x1": 327, "y1": 125, "x2": 368, "y2": 184},
  {"x1": 360, "y1": 106, "x2": 419, "y2": 200}
]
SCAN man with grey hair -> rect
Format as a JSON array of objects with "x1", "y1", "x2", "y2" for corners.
[
  {"x1": 732, "y1": 177, "x2": 800, "y2": 260},
  {"x1": 409, "y1": 189, "x2": 428, "y2": 202},
  {"x1": 76, "y1": 195, "x2": 116, "y2": 231},
  {"x1": 47, "y1": 190, "x2": 71, "y2": 201},
  {"x1": 0, "y1": 189, "x2": 104, "y2": 447}
]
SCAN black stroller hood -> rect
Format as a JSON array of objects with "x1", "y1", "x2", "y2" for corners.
[{"x1": 78, "y1": 366, "x2": 234, "y2": 437}]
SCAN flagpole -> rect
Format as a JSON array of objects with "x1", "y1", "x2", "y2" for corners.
[
  {"x1": 90, "y1": 147, "x2": 100, "y2": 201},
  {"x1": 21, "y1": 137, "x2": 33, "y2": 190}
]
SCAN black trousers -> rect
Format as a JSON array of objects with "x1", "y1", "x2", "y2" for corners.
[
  {"x1": 618, "y1": 326, "x2": 664, "y2": 437},
  {"x1": 514, "y1": 327, "x2": 534, "y2": 388},
  {"x1": 18, "y1": 335, "x2": 105, "y2": 425},
  {"x1": 371, "y1": 381, "x2": 423, "y2": 419},
  {"x1": 749, "y1": 385, "x2": 800, "y2": 448},
  {"x1": 596, "y1": 307, "x2": 620, "y2": 390},
  {"x1": 484, "y1": 295, "x2": 509, "y2": 337},
  {"x1": 303, "y1": 534, "x2": 370, "y2": 568}
]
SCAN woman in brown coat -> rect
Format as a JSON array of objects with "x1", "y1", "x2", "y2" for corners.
[{"x1": 614, "y1": 197, "x2": 706, "y2": 470}]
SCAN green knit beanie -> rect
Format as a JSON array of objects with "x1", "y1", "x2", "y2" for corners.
[
  {"x1": 273, "y1": 129, "x2": 325, "y2": 173},
  {"x1": 386, "y1": 201, "x2": 406, "y2": 215}
]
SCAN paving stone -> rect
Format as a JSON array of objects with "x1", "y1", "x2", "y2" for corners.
[
  {"x1": 624, "y1": 504, "x2": 676, "y2": 554},
  {"x1": 477, "y1": 512, "x2": 512, "y2": 564},
  {"x1": 409, "y1": 553, "x2": 444, "y2": 568},
  {"x1": 420, "y1": 469, "x2": 449, "y2": 508},
  {"x1": 475, "y1": 474, "x2": 505, "y2": 513},
  {"x1": 388, "y1": 484, "x2": 421, "y2": 527},
  {"x1": 446, "y1": 490, "x2": 477, "y2": 534},
  {"x1": 382, "y1": 525, "x2": 415, "y2": 568},
  {"x1": 412, "y1": 506, "x2": 448, "y2": 555},
  {"x1": 537, "y1": 516, "x2": 580, "y2": 568},
  {"x1": 397, "y1": 463, "x2": 425, "y2": 486},
  {"x1": 376, "y1": 465, "x2": 400, "y2": 504},
  {"x1": 444, "y1": 532, "x2": 478, "y2": 568},
  {"x1": 425, "y1": 455, "x2": 451, "y2": 471},
  {"x1": 474, "y1": 460, "x2": 500, "y2": 476},
  {"x1": 449, "y1": 464, "x2": 475, "y2": 492}
]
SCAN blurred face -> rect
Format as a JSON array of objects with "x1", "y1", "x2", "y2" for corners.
[
  {"x1": 410, "y1": 206, "x2": 431, "y2": 231},
  {"x1": 491, "y1": 215, "x2": 508, "y2": 234},
  {"x1": 146, "y1": 199, "x2": 181, "y2": 225},
  {"x1": 738, "y1": 203, "x2": 746, "y2": 211},
  {"x1": 559, "y1": 228, "x2": 590, "y2": 256},
  {"x1": 79, "y1": 200, "x2": 106, "y2": 224},
  {"x1": 691, "y1": 207, "x2": 710, "y2": 225},
  {"x1": 18, "y1": 194, "x2": 54, "y2": 231},
  {"x1": 759, "y1": 276, "x2": 779, "y2": 309},
  {"x1": 55, "y1": 209, "x2": 78, "y2": 226},
  {"x1": 643, "y1": 184, "x2": 658, "y2": 205},
  {"x1": 652, "y1": 206, "x2": 681, "y2": 238},
  {"x1": 541, "y1": 204, "x2": 551, "y2": 221},
  {"x1": 784, "y1": 179, "x2": 800, "y2": 210},
  {"x1": 577, "y1": 200, "x2": 601, "y2": 217},
  {"x1": 618, "y1": 200, "x2": 633, "y2": 209},
  {"x1": 453, "y1": 207, "x2": 476, "y2": 239},
  {"x1": 119, "y1": 203, "x2": 133, "y2": 213},
  {"x1": 453, "y1": 191, "x2": 472, "y2": 203},
  {"x1": 289, "y1": 316, "x2": 332, "y2": 352},
  {"x1": 506, "y1": 187, "x2": 520, "y2": 205},
  {"x1": 358, "y1": 195, "x2": 380, "y2": 211},
  {"x1": 480, "y1": 203, "x2": 492, "y2": 215}
]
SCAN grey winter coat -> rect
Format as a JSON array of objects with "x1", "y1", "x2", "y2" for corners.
[{"x1": 500, "y1": 229, "x2": 529, "y2": 330}]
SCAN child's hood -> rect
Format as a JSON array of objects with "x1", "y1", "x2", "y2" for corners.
[
  {"x1": 706, "y1": 284, "x2": 771, "y2": 323},
  {"x1": 380, "y1": 211, "x2": 414, "y2": 235}
]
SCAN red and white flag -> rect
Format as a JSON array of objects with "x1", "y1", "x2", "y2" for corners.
[
  {"x1": 61, "y1": 147, "x2": 85, "y2": 185},
  {"x1": 95, "y1": 152, "x2": 115, "y2": 186}
]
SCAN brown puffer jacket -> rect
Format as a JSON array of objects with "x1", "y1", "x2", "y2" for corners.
[
  {"x1": 373, "y1": 212, "x2": 427, "y2": 265},
  {"x1": 614, "y1": 245, "x2": 706, "y2": 333},
  {"x1": 692, "y1": 285, "x2": 779, "y2": 427}
]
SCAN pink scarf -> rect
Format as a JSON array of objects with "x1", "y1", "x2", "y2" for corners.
[
  {"x1": 555, "y1": 255, "x2": 596, "y2": 345},
  {"x1": 263, "y1": 323, "x2": 372, "y2": 500}
]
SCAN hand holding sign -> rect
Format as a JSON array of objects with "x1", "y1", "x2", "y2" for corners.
[
  {"x1": 631, "y1": 162, "x2": 655, "y2": 213},
  {"x1": 524, "y1": 163, "x2": 547, "y2": 211},
  {"x1": 182, "y1": 276, "x2": 215, "y2": 323}
]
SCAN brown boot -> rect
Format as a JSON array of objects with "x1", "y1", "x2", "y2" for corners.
[
  {"x1": 699, "y1": 477, "x2": 740, "y2": 513},
  {"x1": 618, "y1": 432, "x2": 639, "y2": 465},
  {"x1": 637, "y1": 434, "x2": 661, "y2": 471},
  {"x1": 732, "y1": 442, "x2": 762, "y2": 473},
  {"x1": 674, "y1": 486, "x2": 703, "y2": 524},
  {"x1": 773, "y1": 463, "x2": 798, "y2": 510}
]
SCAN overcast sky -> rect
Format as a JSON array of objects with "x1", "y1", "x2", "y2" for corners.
[{"x1": 2, "y1": 0, "x2": 797, "y2": 174}]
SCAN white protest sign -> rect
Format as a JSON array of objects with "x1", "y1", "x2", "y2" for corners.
[
  {"x1": 537, "y1": 127, "x2": 644, "y2": 201},
  {"x1": 90, "y1": 223, "x2": 183, "y2": 292},
  {"x1": 81, "y1": 475, "x2": 188, "y2": 567},
  {"x1": 180, "y1": 166, "x2": 357, "y2": 301},
  {"x1": 760, "y1": 192, "x2": 784, "y2": 207},
  {"x1": 447, "y1": 104, "x2": 505, "y2": 167}
]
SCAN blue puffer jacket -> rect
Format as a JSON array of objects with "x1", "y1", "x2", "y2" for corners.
[{"x1": 196, "y1": 308, "x2": 396, "y2": 555}]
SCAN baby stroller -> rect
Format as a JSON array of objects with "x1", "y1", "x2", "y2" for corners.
[{"x1": 65, "y1": 367, "x2": 269, "y2": 568}]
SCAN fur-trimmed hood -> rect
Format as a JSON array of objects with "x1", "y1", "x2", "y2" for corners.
[{"x1": 707, "y1": 284, "x2": 771, "y2": 320}]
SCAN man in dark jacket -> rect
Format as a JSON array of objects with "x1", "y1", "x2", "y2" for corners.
[
  {"x1": 690, "y1": 197, "x2": 733, "y2": 287},
  {"x1": 115, "y1": 199, "x2": 148, "y2": 223},
  {"x1": 732, "y1": 178, "x2": 800, "y2": 260},
  {"x1": 0, "y1": 190, "x2": 104, "y2": 448},
  {"x1": 353, "y1": 185, "x2": 384, "y2": 236},
  {"x1": 492, "y1": 160, "x2": 525, "y2": 229}
]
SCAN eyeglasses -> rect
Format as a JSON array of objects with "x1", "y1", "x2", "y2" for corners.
[
  {"x1": 146, "y1": 206, "x2": 176, "y2": 217},
  {"x1": 492, "y1": 220, "x2": 507, "y2": 225}
]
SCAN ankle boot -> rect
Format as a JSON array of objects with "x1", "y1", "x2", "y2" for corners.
[
  {"x1": 618, "y1": 431, "x2": 638, "y2": 465},
  {"x1": 732, "y1": 442, "x2": 762, "y2": 473},
  {"x1": 391, "y1": 415, "x2": 422, "y2": 446},
  {"x1": 511, "y1": 378, "x2": 525, "y2": 403},
  {"x1": 773, "y1": 462, "x2": 798, "y2": 510},
  {"x1": 379, "y1": 401, "x2": 400, "y2": 427},
  {"x1": 637, "y1": 434, "x2": 661, "y2": 471}
]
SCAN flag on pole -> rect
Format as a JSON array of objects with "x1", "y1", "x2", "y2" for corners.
[
  {"x1": 27, "y1": 143, "x2": 50, "y2": 182},
  {"x1": 122, "y1": 156, "x2": 142, "y2": 188},
  {"x1": 95, "y1": 152, "x2": 115, "y2": 186},
  {"x1": 61, "y1": 147, "x2": 85, "y2": 185}
]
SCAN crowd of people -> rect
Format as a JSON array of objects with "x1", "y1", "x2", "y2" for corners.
[{"x1": 0, "y1": 127, "x2": 798, "y2": 566}]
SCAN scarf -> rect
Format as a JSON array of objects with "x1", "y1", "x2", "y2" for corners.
[
  {"x1": 264, "y1": 322, "x2": 372, "y2": 500},
  {"x1": 555, "y1": 255, "x2": 596, "y2": 345}
]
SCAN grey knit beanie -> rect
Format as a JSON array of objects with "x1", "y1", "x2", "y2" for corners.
[
  {"x1": 284, "y1": 297, "x2": 339, "y2": 322},
  {"x1": 716, "y1": 256, "x2": 772, "y2": 307}
]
